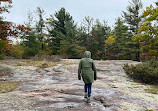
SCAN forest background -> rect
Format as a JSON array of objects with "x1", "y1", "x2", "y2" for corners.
[{"x1": 0, "y1": 0, "x2": 158, "y2": 61}]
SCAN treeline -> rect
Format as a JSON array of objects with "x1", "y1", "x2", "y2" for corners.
[{"x1": 0, "y1": 0, "x2": 158, "y2": 61}]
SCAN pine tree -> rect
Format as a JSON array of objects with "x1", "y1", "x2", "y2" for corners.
[
  {"x1": 22, "y1": 31, "x2": 41, "y2": 58},
  {"x1": 47, "y1": 8, "x2": 74, "y2": 54},
  {"x1": 91, "y1": 20, "x2": 111, "y2": 59},
  {"x1": 35, "y1": 7, "x2": 46, "y2": 50},
  {"x1": 47, "y1": 8, "x2": 85, "y2": 57},
  {"x1": 113, "y1": 17, "x2": 129, "y2": 59},
  {"x1": 79, "y1": 16, "x2": 94, "y2": 52},
  {"x1": 122, "y1": 0, "x2": 143, "y2": 61},
  {"x1": 80, "y1": 17, "x2": 111, "y2": 59}
]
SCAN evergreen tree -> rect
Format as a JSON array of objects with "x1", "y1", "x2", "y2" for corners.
[
  {"x1": 22, "y1": 31, "x2": 40, "y2": 58},
  {"x1": 91, "y1": 20, "x2": 111, "y2": 59},
  {"x1": 47, "y1": 8, "x2": 74, "y2": 54},
  {"x1": 80, "y1": 17, "x2": 111, "y2": 59},
  {"x1": 35, "y1": 7, "x2": 46, "y2": 50},
  {"x1": 80, "y1": 16, "x2": 94, "y2": 51},
  {"x1": 113, "y1": 17, "x2": 129, "y2": 59},
  {"x1": 59, "y1": 16, "x2": 85, "y2": 58},
  {"x1": 47, "y1": 8, "x2": 85, "y2": 57},
  {"x1": 122, "y1": 0, "x2": 143, "y2": 61}
]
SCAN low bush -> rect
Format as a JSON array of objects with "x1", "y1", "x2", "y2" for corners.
[
  {"x1": 0, "y1": 54, "x2": 5, "y2": 60},
  {"x1": 123, "y1": 60, "x2": 158, "y2": 84},
  {"x1": 9, "y1": 44, "x2": 24, "y2": 59}
]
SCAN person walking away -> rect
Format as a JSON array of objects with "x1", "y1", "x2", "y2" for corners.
[{"x1": 78, "y1": 51, "x2": 97, "y2": 103}]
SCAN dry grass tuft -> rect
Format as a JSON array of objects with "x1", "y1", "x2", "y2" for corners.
[
  {"x1": 16, "y1": 60, "x2": 57, "y2": 68},
  {"x1": 99, "y1": 61, "x2": 109, "y2": 65},
  {"x1": 61, "y1": 61, "x2": 78, "y2": 65},
  {"x1": 0, "y1": 72, "x2": 5, "y2": 77},
  {"x1": 0, "y1": 81, "x2": 22, "y2": 93},
  {"x1": 145, "y1": 85, "x2": 158, "y2": 94}
]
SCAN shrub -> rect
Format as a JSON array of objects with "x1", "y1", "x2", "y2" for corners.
[
  {"x1": 23, "y1": 47, "x2": 40, "y2": 58},
  {"x1": 0, "y1": 40, "x2": 7, "y2": 54},
  {"x1": 123, "y1": 60, "x2": 158, "y2": 84},
  {"x1": 9, "y1": 44, "x2": 24, "y2": 59},
  {"x1": 0, "y1": 54, "x2": 5, "y2": 60},
  {"x1": 22, "y1": 31, "x2": 41, "y2": 58}
]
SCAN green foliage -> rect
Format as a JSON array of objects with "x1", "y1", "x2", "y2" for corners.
[
  {"x1": 9, "y1": 43, "x2": 24, "y2": 59},
  {"x1": 2, "y1": 2, "x2": 157, "y2": 61},
  {"x1": 59, "y1": 40, "x2": 85, "y2": 58},
  {"x1": 47, "y1": 8, "x2": 74, "y2": 54},
  {"x1": 35, "y1": 7, "x2": 46, "y2": 50},
  {"x1": 22, "y1": 31, "x2": 41, "y2": 58},
  {"x1": 91, "y1": 20, "x2": 110, "y2": 59},
  {"x1": 122, "y1": 0, "x2": 143, "y2": 34},
  {"x1": 112, "y1": 18, "x2": 131, "y2": 59},
  {"x1": 79, "y1": 17, "x2": 111, "y2": 59},
  {"x1": 0, "y1": 40, "x2": 7, "y2": 55},
  {"x1": 122, "y1": 0, "x2": 143, "y2": 61},
  {"x1": 47, "y1": 8, "x2": 87, "y2": 58},
  {"x1": 145, "y1": 85, "x2": 158, "y2": 94},
  {"x1": 23, "y1": 47, "x2": 39, "y2": 58},
  {"x1": 133, "y1": 4, "x2": 158, "y2": 58},
  {"x1": 24, "y1": 7, "x2": 48, "y2": 53},
  {"x1": 0, "y1": 54, "x2": 5, "y2": 60},
  {"x1": 105, "y1": 17, "x2": 134, "y2": 60},
  {"x1": 145, "y1": 109, "x2": 154, "y2": 111},
  {"x1": 123, "y1": 60, "x2": 158, "y2": 84}
]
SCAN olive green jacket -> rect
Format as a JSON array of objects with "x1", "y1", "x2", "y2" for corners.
[{"x1": 78, "y1": 51, "x2": 97, "y2": 84}]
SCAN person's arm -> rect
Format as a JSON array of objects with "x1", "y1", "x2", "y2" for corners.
[
  {"x1": 92, "y1": 61, "x2": 97, "y2": 80},
  {"x1": 78, "y1": 60, "x2": 82, "y2": 80}
]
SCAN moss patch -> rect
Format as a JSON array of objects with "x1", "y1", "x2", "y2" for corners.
[
  {"x1": 0, "y1": 81, "x2": 22, "y2": 93},
  {"x1": 145, "y1": 109, "x2": 154, "y2": 111},
  {"x1": 145, "y1": 85, "x2": 158, "y2": 94}
]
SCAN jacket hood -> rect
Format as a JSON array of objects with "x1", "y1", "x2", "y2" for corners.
[{"x1": 84, "y1": 51, "x2": 91, "y2": 58}]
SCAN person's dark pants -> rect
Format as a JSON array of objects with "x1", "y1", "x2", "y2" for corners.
[{"x1": 84, "y1": 83, "x2": 92, "y2": 97}]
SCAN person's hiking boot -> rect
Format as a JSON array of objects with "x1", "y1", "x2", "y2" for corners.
[
  {"x1": 87, "y1": 97, "x2": 90, "y2": 103},
  {"x1": 84, "y1": 92, "x2": 88, "y2": 98}
]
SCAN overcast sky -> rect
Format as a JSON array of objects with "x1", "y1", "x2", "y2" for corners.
[{"x1": 2, "y1": 0, "x2": 156, "y2": 27}]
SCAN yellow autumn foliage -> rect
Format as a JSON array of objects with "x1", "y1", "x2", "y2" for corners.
[{"x1": 105, "y1": 36, "x2": 116, "y2": 46}]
